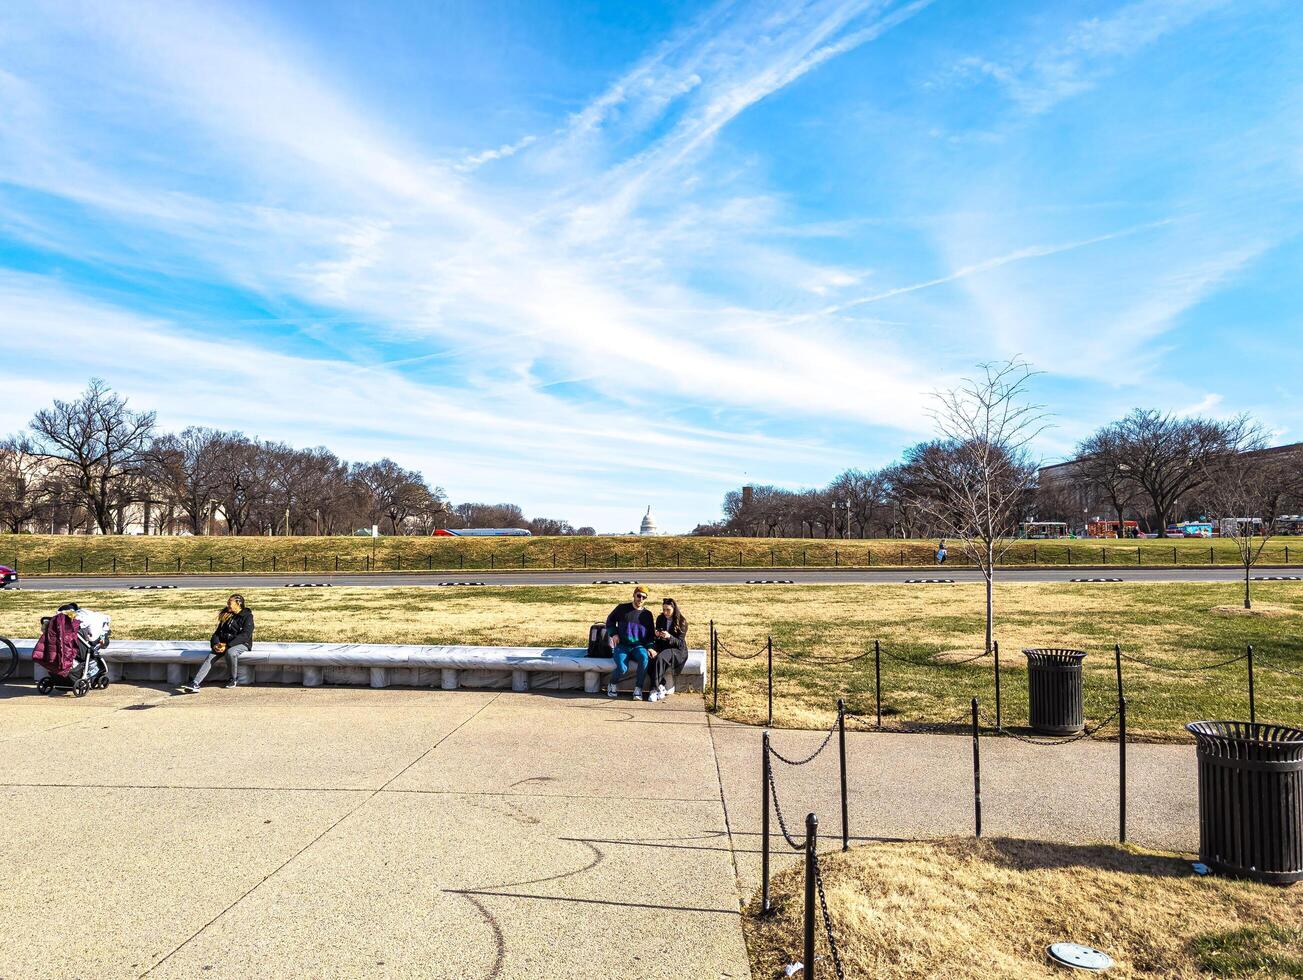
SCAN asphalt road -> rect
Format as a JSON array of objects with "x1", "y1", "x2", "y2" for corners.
[{"x1": 4, "y1": 565, "x2": 1297, "y2": 590}]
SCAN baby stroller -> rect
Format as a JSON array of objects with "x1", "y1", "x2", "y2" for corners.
[{"x1": 35, "y1": 604, "x2": 112, "y2": 698}]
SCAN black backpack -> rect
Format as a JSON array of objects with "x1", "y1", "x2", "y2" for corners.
[{"x1": 586, "y1": 623, "x2": 608, "y2": 657}]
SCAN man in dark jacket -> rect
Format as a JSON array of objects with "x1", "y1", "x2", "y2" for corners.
[
  {"x1": 182, "y1": 594, "x2": 254, "y2": 694},
  {"x1": 604, "y1": 585, "x2": 654, "y2": 700}
]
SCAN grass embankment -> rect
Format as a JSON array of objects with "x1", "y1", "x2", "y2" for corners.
[
  {"x1": 1, "y1": 533, "x2": 1298, "y2": 576},
  {"x1": 1, "y1": 581, "x2": 1299, "y2": 740},
  {"x1": 744, "y1": 838, "x2": 1303, "y2": 979}
]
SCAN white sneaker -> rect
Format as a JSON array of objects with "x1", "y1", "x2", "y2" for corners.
[
  {"x1": 656, "y1": 684, "x2": 667, "y2": 699},
  {"x1": 607, "y1": 683, "x2": 618, "y2": 698},
  {"x1": 647, "y1": 689, "x2": 661, "y2": 703},
  {"x1": 632, "y1": 687, "x2": 643, "y2": 700}
]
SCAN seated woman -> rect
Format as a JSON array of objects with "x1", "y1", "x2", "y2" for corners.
[
  {"x1": 648, "y1": 597, "x2": 688, "y2": 703},
  {"x1": 182, "y1": 593, "x2": 254, "y2": 694}
]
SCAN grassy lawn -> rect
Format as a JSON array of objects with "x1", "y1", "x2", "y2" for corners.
[
  {"x1": 2, "y1": 580, "x2": 1300, "y2": 740},
  {"x1": 2, "y1": 533, "x2": 1300, "y2": 575},
  {"x1": 744, "y1": 838, "x2": 1303, "y2": 979}
]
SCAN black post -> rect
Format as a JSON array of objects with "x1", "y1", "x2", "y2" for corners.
[
  {"x1": 241, "y1": 555, "x2": 246, "y2": 572},
  {"x1": 767, "y1": 636, "x2": 774, "y2": 727},
  {"x1": 303, "y1": 555, "x2": 308, "y2": 572},
  {"x1": 272, "y1": 554, "x2": 277, "y2": 572},
  {"x1": 761, "y1": 731, "x2": 772, "y2": 914},
  {"x1": 1119, "y1": 695, "x2": 1128, "y2": 844},
  {"x1": 144, "y1": 555, "x2": 149, "y2": 574},
  {"x1": 874, "y1": 639, "x2": 882, "y2": 728},
  {"x1": 971, "y1": 697, "x2": 982, "y2": 838},
  {"x1": 712, "y1": 622, "x2": 719, "y2": 713},
  {"x1": 80, "y1": 554, "x2": 84, "y2": 573},
  {"x1": 993, "y1": 639, "x2": 1002, "y2": 731},
  {"x1": 1113, "y1": 643, "x2": 1124, "y2": 703},
  {"x1": 335, "y1": 555, "x2": 339, "y2": 572},
  {"x1": 804, "y1": 813, "x2": 818, "y2": 980},
  {"x1": 838, "y1": 699, "x2": 849, "y2": 851},
  {"x1": 1247, "y1": 643, "x2": 1256, "y2": 725},
  {"x1": 209, "y1": 556, "x2": 214, "y2": 573}
]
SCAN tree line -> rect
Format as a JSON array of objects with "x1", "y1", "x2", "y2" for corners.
[
  {"x1": 701, "y1": 397, "x2": 1301, "y2": 541},
  {"x1": 0, "y1": 379, "x2": 594, "y2": 536}
]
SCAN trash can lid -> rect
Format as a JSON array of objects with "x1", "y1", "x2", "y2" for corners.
[
  {"x1": 1186, "y1": 720, "x2": 1303, "y2": 759},
  {"x1": 1023, "y1": 648, "x2": 1087, "y2": 664}
]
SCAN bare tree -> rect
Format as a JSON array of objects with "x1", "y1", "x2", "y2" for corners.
[
  {"x1": 27, "y1": 379, "x2": 157, "y2": 534},
  {"x1": 1075, "y1": 423, "x2": 1143, "y2": 536},
  {"x1": 908, "y1": 360, "x2": 1047, "y2": 653},
  {"x1": 353, "y1": 459, "x2": 443, "y2": 534},
  {"x1": 147, "y1": 428, "x2": 229, "y2": 534},
  {"x1": 1113, "y1": 409, "x2": 1249, "y2": 536},
  {"x1": 1200, "y1": 431, "x2": 1288, "y2": 609},
  {"x1": 0, "y1": 437, "x2": 54, "y2": 532}
]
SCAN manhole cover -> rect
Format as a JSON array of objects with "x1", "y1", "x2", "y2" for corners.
[{"x1": 1048, "y1": 943, "x2": 1112, "y2": 972}]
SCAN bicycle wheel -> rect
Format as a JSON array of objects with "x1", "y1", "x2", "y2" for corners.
[{"x1": 0, "y1": 636, "x2": 17, "y2": 683}]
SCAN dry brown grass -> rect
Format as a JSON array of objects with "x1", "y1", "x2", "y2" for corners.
[
  {"x1": 744, "y1": 838, "x2": 1303, "y2": 979},
  {"x1": 2, "y1": 580, "x2": 1300, "y2": 738},
  {"x1": 1212, "y1": 604, "x2": 1299, "y2": 618}
]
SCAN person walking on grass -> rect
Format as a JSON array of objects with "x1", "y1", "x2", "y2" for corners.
[
  {"x1": 604, "y1": 585, "x2": 654, "y2": 700},
  {"x1": 647, "y1": 597, "x2": 688, "y2": 703},
  {"x1": 182, "y1": 594, "x2": 254, "y2": 694}
]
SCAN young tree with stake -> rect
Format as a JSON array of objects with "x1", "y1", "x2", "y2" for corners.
[{"x1": 908, "y1": 359, "x2": 1047, "y2": 654}]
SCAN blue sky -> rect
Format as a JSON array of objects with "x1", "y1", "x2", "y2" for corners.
[{"x1": 1, "y1": 0, "x2": 1301, "y2": 532}]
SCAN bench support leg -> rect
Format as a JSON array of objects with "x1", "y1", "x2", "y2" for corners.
[
  {"x1": 584, "y1": 671, "x2": 599, "y2": 694},
  {"x1": 370, "y1": 667, "x2": 388, "y2": 689},
  {"x1": 106, "y1": 661, "x2": 124, "y2": 682},
  {"x1": 237, "y1": 664, "x2": 256, "y2": 686},
  {"x1": 302, "y1": 666, "x2": 323, "y2": 687},
  {"x1": 166, "y1": 663, "x2": 185, "y2": 687},
  {"x1": 511, "y1": 669, "x2": 528, "y2": 692},
  {"x1": 441, "y1": 668, "x2": 458, "y2": 690},
  {"x1": 33, "y1": 663, "x2": 48, "y2": 683}
]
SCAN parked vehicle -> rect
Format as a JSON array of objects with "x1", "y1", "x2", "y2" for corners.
[
  {"x1": 1166, "y1": 521, "x2": 1214, "y2": 538},
  {"x1": 432, "y1": 528, "x2": 532, "y2": 537},
  {"x1": 0, "y1": 565, "x2": 16, "y2": 589}
]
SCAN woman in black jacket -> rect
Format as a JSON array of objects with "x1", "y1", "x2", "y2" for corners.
[
  {"x1": 647, "y1": 598, "x2": 688, "y2": 703},
  {"x1": 182, "y1": 594, "x2": 254, "y2": 694}
]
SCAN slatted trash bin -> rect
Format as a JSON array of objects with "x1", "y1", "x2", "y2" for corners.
[
  {"x1": 1186, "y1": 721, "x2": 1303, "y2": 884},
  {"x1": 1022, "y1": 648, "x2": 1086, "y2": 736}
]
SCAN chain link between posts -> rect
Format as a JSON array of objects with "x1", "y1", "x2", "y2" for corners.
[
  {"x1": 767, "y1": 707, "x2": 842, "y2": 766},
  {"x1": 765, "y1": 761, "x2": 808, "y2": 851},
  {"x1": 979, "y1": 707, "x2": 1120, "y2": 745},
  {"x1": 879, "y1": 646, "x2": 990, "y2": 668},
  {"x1": 716, "y1": 637, "x2": 767, "y2": 660},
  {"x1": 1117, "y1": 650, "x2": 1249, "y2": 673},
  {"x1": 814, "y1": 853, "x2": 847, "y2": 980}
]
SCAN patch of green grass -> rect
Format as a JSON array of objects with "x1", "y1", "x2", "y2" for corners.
[
  {"x1": 2, "y1": 532, "x2": 1298, "y2": 576},
  {"x1": 2, "y1": 580, "x2": 1300, "y2": 739},
  {"x1": 1191, "y1": 925, "x2": 1303, "y2": 977}
]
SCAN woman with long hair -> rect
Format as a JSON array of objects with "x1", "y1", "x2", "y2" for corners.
[
  {"x1": 648, "y1": 597, "x2": 688, "y2": 703},
  {"x1": 181, "y1": 593, "x2": 254, "y2": 694}
]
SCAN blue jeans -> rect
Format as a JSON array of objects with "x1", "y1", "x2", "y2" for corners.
[{"x1": 611, "y1": 643, "x2": 649, "y2": 689}]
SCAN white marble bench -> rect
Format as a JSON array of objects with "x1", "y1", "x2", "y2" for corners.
[{"x1": 10, "y1": 640, "x2": 705, "y2": 694}]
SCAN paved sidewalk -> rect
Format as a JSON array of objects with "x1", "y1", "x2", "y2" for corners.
[
  {"x1": 708, "y1": 715, "x2": 1197, "y2": 896},
  {"x1": 0, "y1": 684, "x2": 748, "y2": 980},
  {"x1": 0, "y1": 684, "x2": 1202, "y2": 979}
]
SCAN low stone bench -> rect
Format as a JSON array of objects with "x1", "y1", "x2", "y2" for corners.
[{"x1": 10, "y1": 640, "x2": 705, "y2": 694}]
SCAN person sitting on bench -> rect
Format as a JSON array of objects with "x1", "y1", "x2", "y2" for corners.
[
  {"x1": 647, "y1": 597, "x2": 688, "y2": 703},
  {"x1": 604, "y1": 585, "x2": 654, "y2": 700}
]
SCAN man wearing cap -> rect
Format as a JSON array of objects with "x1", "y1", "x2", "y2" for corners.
[{"x1": 603, "y1": 585, "x2": 654, "y2": 700}]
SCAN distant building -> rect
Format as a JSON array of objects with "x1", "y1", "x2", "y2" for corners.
[{"x1": 639, "y1": 506, "x2": 658, "y2": 536}]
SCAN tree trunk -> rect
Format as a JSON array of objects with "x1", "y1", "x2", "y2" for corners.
[
  {"x1": 985, "y1": 540, "x2": 995, "y2": 654},
  {"x1": 1245, "y1": 563, "x2": 1252, "y2": 610}
]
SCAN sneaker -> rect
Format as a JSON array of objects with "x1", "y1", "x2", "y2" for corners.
[
  {"x1": 647, "y1": 689, "x2": 661, "y2": 703},
  {"x1": 224, "y1": 680, "x2": 238, "y2": 689},
  {"x1": 180, "y1": 685, "x2": 199, "y2": 695},
  {"x1": 607, "y1": 683, "x2": 618, "y2": 698},
  {"x1": 656, "y1": 684, "x2": 667, "y2": 699},
  {"x1": 632, "y1": 687, "x2": 643, "y2": 700}
]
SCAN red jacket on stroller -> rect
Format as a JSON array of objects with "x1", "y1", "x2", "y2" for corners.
[{"x1": 33, "y1": 614, "x2": 79, "y2": 676}]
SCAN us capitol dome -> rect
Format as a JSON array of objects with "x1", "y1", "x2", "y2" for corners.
[{"x1": 639, "y1": 506, "x2": 658, "y2": 536}]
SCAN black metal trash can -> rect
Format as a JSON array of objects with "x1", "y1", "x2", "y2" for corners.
[
  {"x1": 1186, "y1": 720, "x2": 1303, "y2": 884},
  {"x1": 1022, "y1": 648, "x2": 1086, "y2": 735}
]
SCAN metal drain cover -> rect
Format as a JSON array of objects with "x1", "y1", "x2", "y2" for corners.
[{"x1": 1048, "y1": 943, "x2": 1113, "y2": 972}]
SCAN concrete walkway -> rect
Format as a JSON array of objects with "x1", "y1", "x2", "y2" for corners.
[{"x1": 0, "y1": 684, "x2": 1199, "y2": 979}]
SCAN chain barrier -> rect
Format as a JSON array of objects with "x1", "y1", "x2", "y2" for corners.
[
  {"x1": 778, "y1": 647, "x2": 874, "y2": 667},
  {"x1": 768, "y1": 710, "x2": 841, "y2": 766},
  {"x1": 1257, "y1": 656, "x2": 1303, "y2": 679},
  {"x1": 716, "y1": 637, "x2": 767, "y2": 661},
  {"x1": 978, "y1": 707, "x2": 1120, "y2": 745},
  {"x1": 765, "y1": 762, "x2": 808, "y2": 851},
  {"x1": 813, "y1": 852, "x2": 847, "y2": 980},
  {"x1": 879, "y1": 645, "x2": 989, "y2": 668},
  {"x1": 1118, "y1": 650, "x2": 1249, "y2": 673}
]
